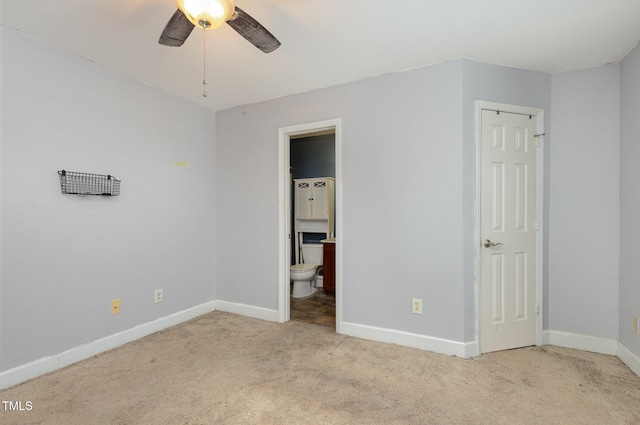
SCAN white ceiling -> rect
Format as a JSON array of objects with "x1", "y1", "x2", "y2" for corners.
[{"x1": 3, "y1": 0, "x2": 640, "y2": 112}]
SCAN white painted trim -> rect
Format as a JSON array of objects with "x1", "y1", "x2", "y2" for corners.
[
  {"x1": 0, "y1": 301, "x2": 217, "y2": 390},
  {"x1": 342, "y1": 322, "x2": 477, "y2": 359},
  {"x1": 544, "y1": 330, "x2": 618, "y2": 356},
  {"x1": 277, "y1": 119, "x2": 343, "y2": 333},
  {"x1": 472, "y1": 103, "x2": 482, "y2": 358},
  {"x1": 618, "y1": 342, "x2": 640, "y2": 377},
  {"x1": 474, "y1": 101, "x2": 545, "y2": 354},
  {"x1": 334, "y1": 121, "x2": 344, "y2": 334},
  {"x1": 215, "y1": 300, "x2": 279, "y2": 322},
  {"x1": 535, "y1": 111, "x2": 545, "y2": 347},
  {"x1": 277, "y1": 126, "x2": 291, "y2": 323}
]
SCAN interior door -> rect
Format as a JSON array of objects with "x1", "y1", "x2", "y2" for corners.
[{"x1": 480, "y1": 109, "x2": 538, "y2": 353}]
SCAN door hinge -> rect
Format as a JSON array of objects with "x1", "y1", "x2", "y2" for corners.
[
  {"x1": 536, "y1": 305, "x2": 540, "y2": 316},
  {"x1": 534, "y1": 134, "x2": 544, "y2": 147}
]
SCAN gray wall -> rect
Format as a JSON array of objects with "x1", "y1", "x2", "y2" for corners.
[
  {"x1": 549, "y1": 65, "x2": 620, "y2": 340},
  {"x1": 0, "y1": 18, "x2": 4, "y2": 370},
  {"x1": 621, "y1": 43, "x2": 640, "y2": 356},
  {"x1": 217, "y1": 60, "x2": 467, "y2": 340},
  {"x1": 0, "y1": 30, "x2": 217, "y2": 371}
]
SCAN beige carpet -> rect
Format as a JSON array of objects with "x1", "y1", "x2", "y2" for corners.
[{"x1": 1, "y1": 311, "x2": 639, "y2": 424}]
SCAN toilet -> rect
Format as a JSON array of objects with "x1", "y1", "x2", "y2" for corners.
[{"x1": 290, "y1": 243, "x2": 323, "y2": 298}]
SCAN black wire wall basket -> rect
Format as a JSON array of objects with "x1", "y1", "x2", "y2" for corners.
[{"x1": 58, "y1": 170, "x2": 121, "y2": 196}]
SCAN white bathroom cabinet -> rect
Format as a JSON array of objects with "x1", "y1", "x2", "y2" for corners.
[
  {"x1": 295, "y1": 178, "x2": 334, "y2": 220},
  {"x1": 293, "y1": 177, "x2": 335, "y2": 264}
]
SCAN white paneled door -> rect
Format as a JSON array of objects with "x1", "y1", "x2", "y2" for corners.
[{"x1": 480, "y1": 109, "x2": 539, "y2": 353}]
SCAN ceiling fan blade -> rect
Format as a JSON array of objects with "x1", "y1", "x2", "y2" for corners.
[
  {"x1": 226, "y1": 7, "x2": 281, "y2": 53},
  {"x1": 159, "y1": 9, "x2": 195, "y2": 47}
]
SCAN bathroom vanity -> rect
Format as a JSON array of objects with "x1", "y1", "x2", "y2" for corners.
[{"x1": 322, "y1": 238, "x2": 336, "y2": 296}]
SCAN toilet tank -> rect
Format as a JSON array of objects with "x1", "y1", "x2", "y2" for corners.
[{"x1": 301, "y1": 243, "x2": 323, "y2": 265}]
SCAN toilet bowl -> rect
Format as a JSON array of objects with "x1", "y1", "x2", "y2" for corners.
[
  {"x1": 290, "y1": 242, "x2": 324, "y2": 298},
  {"x1": 290, "y1": 263, "x2": 318, "y2": 298}
]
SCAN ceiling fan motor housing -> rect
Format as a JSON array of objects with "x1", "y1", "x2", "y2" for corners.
[{"x1": 176, "y1": 0, "x2": 236, "y2": 29}]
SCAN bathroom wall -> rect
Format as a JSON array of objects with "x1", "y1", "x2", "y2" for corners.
[
  {"x1": 1, "y1": 29, "x2": 216, "y2": 373},
  {"x1": 290, "y1": 134, "x2": 336, "y2": 179}
]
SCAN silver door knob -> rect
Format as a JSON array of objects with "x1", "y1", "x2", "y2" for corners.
[{"x1": 484, "y1": 239, "x2": 503, "y2": 248}]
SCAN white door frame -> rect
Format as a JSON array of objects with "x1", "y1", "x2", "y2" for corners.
[
  {"x1": 277, "y1": 118, "x2": 343, "y2": 333},
  {"x1": 474, "y1": 101, "x2": 545, "y2": 356}
]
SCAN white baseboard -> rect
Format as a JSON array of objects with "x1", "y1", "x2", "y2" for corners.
[
  {"x1": 341, "y1": 322, "x2": 476, "y2": 359},
  {"x1": 618, "y1": 342, "x2": 640, "y2": 377},
  {"x1": 544, "y1": 330, "x2": 618, "y2": 356},
  {"x1": 215, "y1": 300, "x2": 279, "y2": 323},
  {"x1": 5, "y1": 305, "x2": 638, "y2": 390},
  {"x1": 0, "y1": 301, "x2": 217, "y2": 390}
]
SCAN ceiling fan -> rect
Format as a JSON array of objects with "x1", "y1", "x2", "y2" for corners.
[{"x1": 158, "y1": 0, "x2": 281, "y2": 53}]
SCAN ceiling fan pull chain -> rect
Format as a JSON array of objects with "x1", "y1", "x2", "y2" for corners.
[{"x1": 202, "y1": 26, "x2": 208, "y2": 98}]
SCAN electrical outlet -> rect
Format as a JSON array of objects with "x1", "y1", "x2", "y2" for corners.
[
  {"x1": 154, "y1": 289, "x2": 163, "y2": 304},
  {"x1": 111, "y1": 298, "x2": 121, "y2": 315},
  {"x1": 633, "y1": 317, "x2": 639, "y2": 335},
  {"x1": 412, "y1": 298, "x2": 423, "y2": 315}
]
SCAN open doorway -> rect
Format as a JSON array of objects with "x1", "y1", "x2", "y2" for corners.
[
  {"x1": 289, "y1": 132, "x2": 335, "y2": 327},
  {"x1": 278, "y1": 119, "x2": 342, "y2": 332}
]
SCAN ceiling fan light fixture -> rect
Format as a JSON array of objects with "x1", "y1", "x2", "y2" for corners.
[{"x1": 176, "y1": 0, "x2": 236, "y2": 29}]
